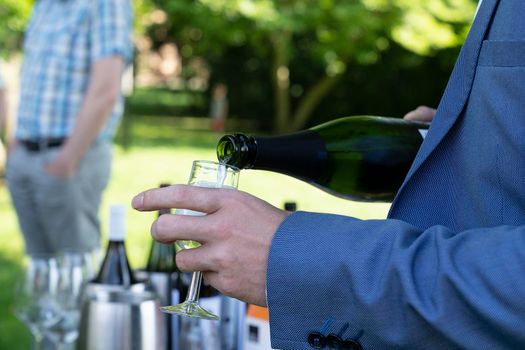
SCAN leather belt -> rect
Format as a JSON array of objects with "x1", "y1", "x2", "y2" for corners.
[{"x1": 19, "y1": 138, "x2": 66, "y2": 152}]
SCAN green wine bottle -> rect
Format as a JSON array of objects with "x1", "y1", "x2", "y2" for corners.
[
  {"x1": 146, "y1": 211, "x2": 177, "y2": 273},
  {"x1": 144, "y1": 185, "x2": 180, "y2": 350},
  {"x1": 217, "y1": 116, "x2": 429, "y2": 202}
]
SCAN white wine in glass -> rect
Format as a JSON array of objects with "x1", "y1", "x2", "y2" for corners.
[{"x1": 161, "y1": 160, "x2": 239, "y2": 320}]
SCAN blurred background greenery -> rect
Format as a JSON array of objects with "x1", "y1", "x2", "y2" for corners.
[
  {"x1": 1, "y1": 0, "x2": 477, "y2": 132},
  {"x1": 0, "y1": 0, "x2": 478, "y2": 348}
]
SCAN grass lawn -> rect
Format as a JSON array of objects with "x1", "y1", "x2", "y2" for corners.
[{"x1": 0, "y1": 116, "x2": 390, "y2": 349}]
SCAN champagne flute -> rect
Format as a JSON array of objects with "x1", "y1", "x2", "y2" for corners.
[
  {"x1": 13, "y1": 254, "x2": 61, "y2": 350},
  {"x1": 161, "y1": 160, "x2": 239, "y2": 320},
  {"x1": 45, "y1": 251, "x2": 96, "y2": 350}
]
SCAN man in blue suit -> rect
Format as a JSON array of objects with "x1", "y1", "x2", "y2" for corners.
[{"x1": 133, "y1": 0, "x2": 525, "y2": 347}]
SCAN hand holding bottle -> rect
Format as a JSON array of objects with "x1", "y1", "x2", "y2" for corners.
[
  {"x1": 403, "y1": 105, "x2": 436, "y2": 123},
  {"x1": 132, "y1": 184, "x2": 289, "y2": 306}
]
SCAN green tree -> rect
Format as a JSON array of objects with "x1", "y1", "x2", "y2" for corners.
[
  {"x1": 149, "y1": 0, "x2": 477, "y2": 132},
  {"x1": 1, "y1": 0, "x2": 477, "y2": 130},
  {"x1": 0, "y1": 0, "x2": 32, "y2": 57}
]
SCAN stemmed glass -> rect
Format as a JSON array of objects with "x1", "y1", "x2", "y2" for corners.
[
  {"x1": 45, "y1": 252, "x2": 96, "y2": 350},
  {"x1": 160, "y1": 160, "x2": 239, "y2": 320},
  {"x1": 13, "y1": 254, "x2": 61, "y2": 350}
]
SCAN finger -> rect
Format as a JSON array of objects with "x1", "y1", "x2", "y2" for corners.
[
  {"x1": 133, "y1": 184, "x2": 231, "y2": 213},
  {"x1": 415, "y1": 106, "x2": 436, "y2": 121},
  {"x1": 201, "y1": 272, "x2": 229, "y2": 295},
  {"x1": 403, "y1": 110, "x2": 418, "y2": 121},
  {"x1": 176, "y1": 244, "x2": 219, "y2": 272},
  {"x1": 403, "y1": 105, "x2": 436, "y2": 122},
  {"x1": 201, "y1": 271, "x2": 221, "y2": 292},
  {"x1": 151, "y1": 213, "x2": 217, "y2": 244}
]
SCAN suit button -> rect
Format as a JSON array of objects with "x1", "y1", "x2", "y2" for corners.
[
  {"x1": 326, "y1": 334, "x2": 343, "y2": 349},
  {"x1": 343, "y1": 338, "x2": 363, "y2": 350},
  {"x1": 307, "y1": 332, "x2": 326, "y2": 348}
]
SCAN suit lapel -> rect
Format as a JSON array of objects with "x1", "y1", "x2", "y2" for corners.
[{"x1": 392, "y1": 0, "x2": 500, "y2": 205}]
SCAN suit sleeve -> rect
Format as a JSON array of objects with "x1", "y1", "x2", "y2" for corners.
[{"x1": 266, "y1": 211, "x2": 525, "y2": 349}]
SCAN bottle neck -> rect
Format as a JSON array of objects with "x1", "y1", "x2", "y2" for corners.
[
  {"x1": 94, "y1": 240, "x2": 137, "y2": 286},
  {"x1": 219, "y1": 130, "x2": 328, "y2": 182},
  {"x1": 217, "y1": 133, "x2": 257, "y2": 168}
]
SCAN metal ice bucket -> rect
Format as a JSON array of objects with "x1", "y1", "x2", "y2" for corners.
[{"x1": 77, "y1": 281, "x2": 166, "y2": 350}]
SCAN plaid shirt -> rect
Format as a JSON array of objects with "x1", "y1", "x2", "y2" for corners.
[{"x1": 16, "y1": 0, "x2": 133, "y2": 141}]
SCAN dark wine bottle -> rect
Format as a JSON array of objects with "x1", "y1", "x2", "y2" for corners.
[
  {"x1": 92, "y1": 204, "x2": 138, "y2": 286},
  {"x1": 146, "y1": 209, "x2": 177, "y2": 272},
  {"x1": 146, "y1": 185, "x2": 177, "y2": 273},
  {"x1": 144, "y1": 188, "x2": 179, "y2": 350},
  {"x1": 217, "y1": 115, "x2": 429, "y2": 202}
]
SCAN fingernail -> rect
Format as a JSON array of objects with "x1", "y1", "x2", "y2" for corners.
[
  {"x1": 151, "y1": 221, "x2": 158, "y2": 238},
  {"x1": 132, "y1": 193, "x2": 144, "y2": 209}
]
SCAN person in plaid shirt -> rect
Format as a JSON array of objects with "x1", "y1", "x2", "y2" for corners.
[{"x1": 6, "y1": 0, "x2": 133, "y2": 255}]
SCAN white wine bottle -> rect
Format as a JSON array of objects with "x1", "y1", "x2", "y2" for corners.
[
  {"x1": 217, "y1": 116, "x2": 428, "y2": 202},
  {"x1": 92, "y1": 204, "x2": 138, "y2": 286}
]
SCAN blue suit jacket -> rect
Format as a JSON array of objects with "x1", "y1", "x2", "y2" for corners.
[{"x1": 267, "y1": 0, "x2": 525, "y2": 348}]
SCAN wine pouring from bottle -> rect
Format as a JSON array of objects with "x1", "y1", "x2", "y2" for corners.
[{"x1": 217, "y1": 115, "x2": 429, "y2": 202}]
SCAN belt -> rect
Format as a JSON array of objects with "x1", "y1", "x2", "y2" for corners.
[{"x1": 19, "y1": 138, "x2": 66, "y2": 152}]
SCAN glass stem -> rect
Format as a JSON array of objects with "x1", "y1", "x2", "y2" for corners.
[{"x1": 186, "y1": 271, "x2": 202, "y2": 303}]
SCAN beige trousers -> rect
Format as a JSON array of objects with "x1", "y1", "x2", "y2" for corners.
[{"x1": 6, "y1": 141, "x2": 111, "y2": 255}]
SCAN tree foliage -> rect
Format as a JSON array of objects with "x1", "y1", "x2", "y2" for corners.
[
  {"x1": 1, "y1": 0, "x2": 478, "y2": 131},
  {"x1": 0, "y1": 0, "x2": 32, "y2": 57},
  {"x1": 148, "y1": 0, "x2": 477, "y2": 131},
  {"x1": 391, "y1": 0, "x2": 477, "y2": 54}
]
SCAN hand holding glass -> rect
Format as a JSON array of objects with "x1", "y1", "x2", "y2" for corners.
[{"x1": 160, "y1": 160, "x2": 239, "y2": 320}]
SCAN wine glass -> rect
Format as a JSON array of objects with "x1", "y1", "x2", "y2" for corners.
[
  {"x1": 13, "y1": 254, "x2": 61, "y2": 350},
  {"x1": 160, "y1": 160, "x2": 239, "y2": 320},
  {"x1": 45, "y1": 251, "x2": 96, "y2": 350}
]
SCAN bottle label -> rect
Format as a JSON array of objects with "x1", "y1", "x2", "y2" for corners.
[{"x1": 418, "y1": 129, "x2": 428, "y2": 139}]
